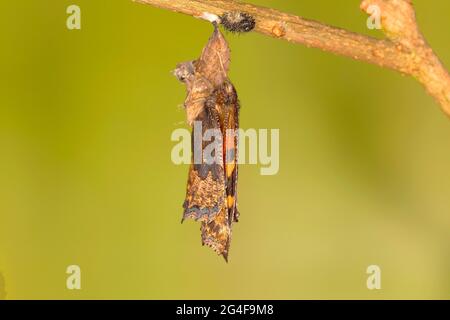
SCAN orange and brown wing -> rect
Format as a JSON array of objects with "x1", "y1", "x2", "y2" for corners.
[
  {"x1": 200, "y1": 81, "x2": 239, "y2": 261},
  {"x1": 222, "y1": 81, "x2": 240, "y2": 224},
  {"x1": 183, "y1": 105, "x2": 226, "y2": 223}
]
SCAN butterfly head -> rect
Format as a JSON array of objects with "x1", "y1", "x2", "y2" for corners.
[{"x1": 174, "y1": 61, "x2": 195, "y2": 84}]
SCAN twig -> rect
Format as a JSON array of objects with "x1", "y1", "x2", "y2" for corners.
[{"x1": 134, "y1": 0, "x2": 450, "y2": 117}]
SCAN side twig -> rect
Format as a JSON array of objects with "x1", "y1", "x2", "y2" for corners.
[{"x1": 134, "y1": 0, "x2": 450, "y2": 117}]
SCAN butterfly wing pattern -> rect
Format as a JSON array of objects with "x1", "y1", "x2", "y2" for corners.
[{"x1": 174, "y1": 25, "x2": 240, "y2": 261}]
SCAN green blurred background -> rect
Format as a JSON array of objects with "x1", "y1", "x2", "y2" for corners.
[{"x1": 1, "y1": 0, "x2": 450, "y2": 299}]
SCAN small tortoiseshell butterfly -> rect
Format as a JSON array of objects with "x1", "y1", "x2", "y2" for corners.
[{"x1": 174, "y1": 24, "x2": 240, "y2": 262}]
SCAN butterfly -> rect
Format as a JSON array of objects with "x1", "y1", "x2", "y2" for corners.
[{"x1": 174, "y1": 24, "x2": 240, "y2": 262}]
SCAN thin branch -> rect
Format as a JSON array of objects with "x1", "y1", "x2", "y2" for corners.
[{"x1": 134, "y1": 0, "x2": 450, "y2": 117}]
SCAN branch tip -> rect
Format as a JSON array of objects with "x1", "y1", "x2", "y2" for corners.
[{"x1": 135, "y1": 0, "x2": 450, "y2": 118}]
